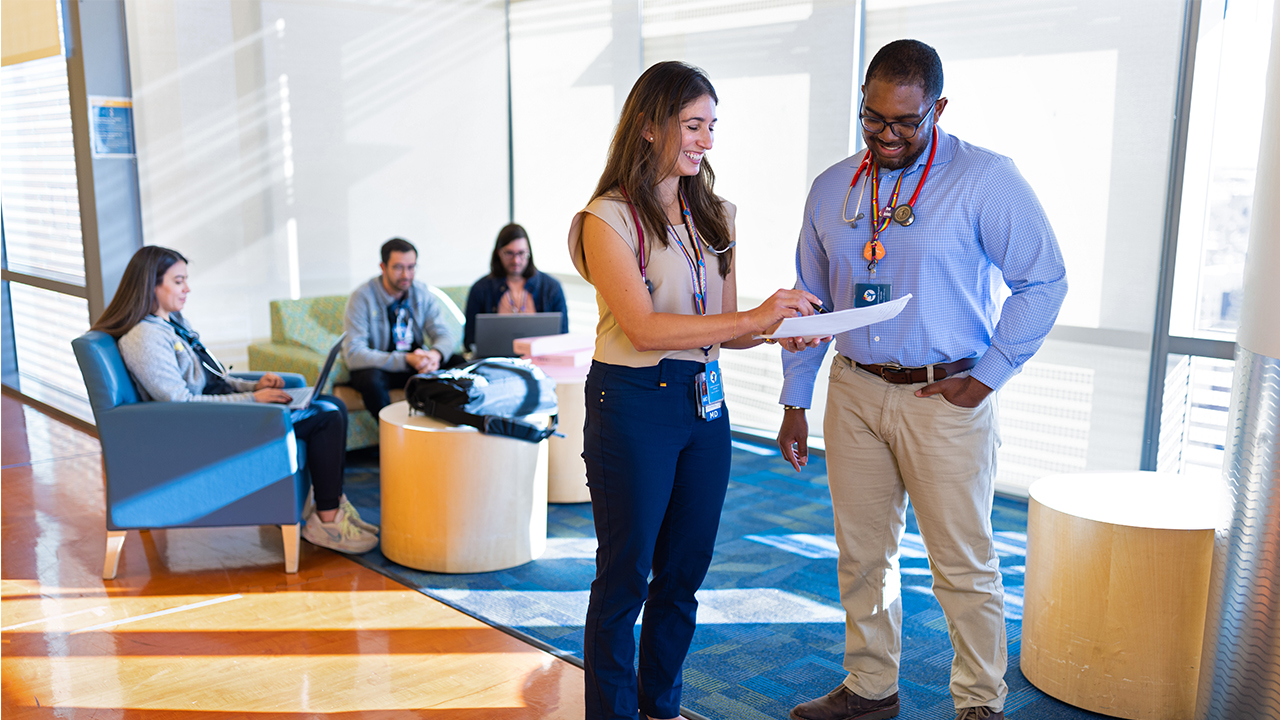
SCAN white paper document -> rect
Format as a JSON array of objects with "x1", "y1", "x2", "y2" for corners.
[{"x1": 758, "y1": 294, "x2": 912, "y2": 339}]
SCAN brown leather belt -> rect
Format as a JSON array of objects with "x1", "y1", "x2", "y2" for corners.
[{"x1": 852, "y1": 356, "x2": 977, "y2": 384}]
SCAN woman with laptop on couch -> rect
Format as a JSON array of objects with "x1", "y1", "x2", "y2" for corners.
[{"x1": 91, "y1": 245, "x2": 379, "y2": 555}]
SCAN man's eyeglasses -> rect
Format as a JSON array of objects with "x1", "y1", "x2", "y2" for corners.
[
  {"x1": 859, "y1": 102, "x2": 937, "y2": 139},
  {"x1": 500, "y1": 249, "x2": 529, "y2": 260}
]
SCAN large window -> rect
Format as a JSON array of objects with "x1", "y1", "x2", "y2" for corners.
[
  {"x1": 1159, "y1": 0, "x2": 1275, "y2": 477},
  {"x1": 2, "y1": 42, "x2": 93, "y2": 421}
]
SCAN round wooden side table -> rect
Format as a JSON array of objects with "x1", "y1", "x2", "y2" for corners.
[
  {"x1": 1021, "y1": 471, "x2": 1222, "y2": 720},
  {"x1": 378, "y1": 401, "x2": 548, "y2": 573},
  {"x1": 543, "y1": 365, "x2": 590, "y2": 504}
]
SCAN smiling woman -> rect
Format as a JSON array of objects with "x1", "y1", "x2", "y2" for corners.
[{"x1": 564, "y1": 60, "x2": 823, "y2": 720}]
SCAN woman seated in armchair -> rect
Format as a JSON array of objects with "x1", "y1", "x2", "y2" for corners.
[{"x1": 90, "y1": 245, "x2": 379, "y2": 555}]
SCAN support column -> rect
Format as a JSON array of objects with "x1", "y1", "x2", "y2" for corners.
[
  {"x1": 65, "y1": 0, "x2": 144, "y2": 321},
  {"x1": 1194, "y1": 7, "x2": 1280, "y2": 719}
]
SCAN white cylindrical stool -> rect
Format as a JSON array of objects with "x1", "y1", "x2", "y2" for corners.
[
  {"x1": 379, "y1": 401, "x2": 548, "y2": 573},
  {"x1": 542, "y1": 364, "x2": 590, "y2": 504},
  {"x1": 1021, "y1": 471, "x2": 1221, "y2": 720}
]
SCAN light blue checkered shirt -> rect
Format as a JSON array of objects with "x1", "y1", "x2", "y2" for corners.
[{"x1": 780, "y1": 126, "x2": 1068, "y2": 407}]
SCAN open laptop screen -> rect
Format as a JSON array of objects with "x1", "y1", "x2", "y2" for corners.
[{"x1": 473, "y1": 312, "x2": 563, "y2": 358}]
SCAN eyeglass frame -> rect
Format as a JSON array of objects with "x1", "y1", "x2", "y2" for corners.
[{"x1": 858, "y1": 100, "x2": 939, "y2": 139}]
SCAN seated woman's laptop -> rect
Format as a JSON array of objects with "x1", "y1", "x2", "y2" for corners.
[
  {"x1": 283, "y1": 334, "x2": 345, "y2": 409},
  {"x1": 473, "y1": 312, "x2": 563, "y2": 358}
]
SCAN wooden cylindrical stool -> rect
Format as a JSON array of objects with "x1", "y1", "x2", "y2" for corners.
[
  {"x1": 379, "y1": 401, "x2": 548, "y2": 573},
  {"x1": 1021, "y1": 471, "x2": 1221, "y2": 720},
  {"x1": 546, "y1": 367, "x2": 590, "y2": 503}
]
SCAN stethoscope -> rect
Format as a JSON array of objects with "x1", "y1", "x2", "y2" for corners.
[
  {"x1": 840, "y1": 125, "x2": 938, "y2": 230},
  {"x1": 841, "y1": 152, "x2": 873, "y2": 228}
]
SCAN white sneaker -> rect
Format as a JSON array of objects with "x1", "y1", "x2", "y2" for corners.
[
  {"x1": 303, "y1": 489, "x2": 379, "y2": 535},
  {"x1": 301, "y1": 508, "x2": 379, "y2": 554}
]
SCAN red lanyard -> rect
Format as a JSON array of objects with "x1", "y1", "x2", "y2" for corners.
[
  {"x1": 619, "y1": 187, "x2": 655, "y2": 294},
  {"x1": 856, "y1": 125, "x2": 938, "y2": 273}
]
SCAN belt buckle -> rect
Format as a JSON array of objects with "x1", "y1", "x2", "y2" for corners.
[{"x1": 878, "y1": 364, "x2": 909, "y2": 383}]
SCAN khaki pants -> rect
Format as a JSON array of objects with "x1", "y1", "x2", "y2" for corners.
[{"x1": 823, "y1": 354, "x2": 1007, "y2": 712}]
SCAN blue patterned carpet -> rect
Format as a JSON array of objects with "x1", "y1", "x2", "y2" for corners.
[{"x1": 342, "y1": 441, "x2": 1107, "y2": 720}]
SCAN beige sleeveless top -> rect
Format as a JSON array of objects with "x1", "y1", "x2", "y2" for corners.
[{"x1": 567, "y1": 192, "x2": 737, "y2": 368}]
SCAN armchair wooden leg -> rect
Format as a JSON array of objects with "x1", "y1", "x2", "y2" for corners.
[
  {"x1": 282, "y1": 523, "x2": 300, "y2": 573},
  {"x1": 103, "y1": 530, "x2": 127, "y2": 580}
]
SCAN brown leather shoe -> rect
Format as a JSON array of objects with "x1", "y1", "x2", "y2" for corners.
[
  {"x1": 955, "y1": 707, "x2": 1003, "y2": 720},
  {"x1": 789, "y1": 684, "x2": 899, "y2": 720}
]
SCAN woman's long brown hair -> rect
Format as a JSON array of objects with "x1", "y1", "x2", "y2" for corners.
[
  {"x1": 591, "y1": 61, "x2": 733, "y2": 277},
  {"x1": 90, "y1": 246, "x2": 188, "y2": 338}
]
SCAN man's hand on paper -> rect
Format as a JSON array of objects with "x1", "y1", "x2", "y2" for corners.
[{"x1": 778, "y1": 334, "x2": 832, "y2": 353}]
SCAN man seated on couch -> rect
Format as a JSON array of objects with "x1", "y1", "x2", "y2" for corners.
[{"x1": 343, "y1": 237, "x2": 460, "y2": 420}]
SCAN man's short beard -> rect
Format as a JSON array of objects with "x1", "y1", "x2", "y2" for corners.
[{"x1": 870, "y1": 143, "x2": 927, "y2": 171}]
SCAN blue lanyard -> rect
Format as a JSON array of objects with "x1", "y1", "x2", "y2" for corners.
[{"x1": 673, "y1": 189, "x2": 709, "y2": 317}]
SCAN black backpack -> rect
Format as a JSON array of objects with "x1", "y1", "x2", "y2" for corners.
[{"x1": 405, "y1": 357, "x2": 558, "y2": 443}]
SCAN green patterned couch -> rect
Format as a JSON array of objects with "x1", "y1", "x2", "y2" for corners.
[{"x1": 247, "y1": 286, "x2": 468, "y2": 449}]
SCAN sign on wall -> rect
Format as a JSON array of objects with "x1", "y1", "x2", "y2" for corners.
[{"x1": 89, "y1": 96, "x2": 135, "y2": 157}]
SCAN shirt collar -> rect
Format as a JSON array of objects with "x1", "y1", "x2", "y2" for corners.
[{"x1": 907, "y1": 124, "x2": 953, "y2": 174}]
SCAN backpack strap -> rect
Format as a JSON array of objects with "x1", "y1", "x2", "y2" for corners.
[
  {"x1": 422, "y1": 400, "x2": 558, "y2": 443},
  {"x1": 482, "y1": 413, "x2": 559, "y2": 442}
]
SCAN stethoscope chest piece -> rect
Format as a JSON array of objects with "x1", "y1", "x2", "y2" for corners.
[{"x1": 892, "y1": 204, "x2": 915, "y2": 227}]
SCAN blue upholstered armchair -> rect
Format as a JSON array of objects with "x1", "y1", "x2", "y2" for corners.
[{"x1": 72, "y1": 331, "x2": 312, "y2": 579}]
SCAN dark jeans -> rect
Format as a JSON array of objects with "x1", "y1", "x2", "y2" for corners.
[
  {"x1": 346, "y1": 368, "x2": 417, "y2": 420},
  {"x1": 291, "y1": 395, "x2": 347, "y2": 512},
  {"x1": 581, "y1": 359, "x2": 732, "y2": 720}
]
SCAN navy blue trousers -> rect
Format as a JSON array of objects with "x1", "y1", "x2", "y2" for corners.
[{"x1": 582, "y1": 359, "x2": 731, "y2": 720}]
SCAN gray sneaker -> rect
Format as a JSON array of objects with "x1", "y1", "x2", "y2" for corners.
[
  {"x1": 301, "y1": 508, "x2": 379, "y2": 554},
  {"x1": 302, "y1": 490, "x2": 379, "y2": 535}
]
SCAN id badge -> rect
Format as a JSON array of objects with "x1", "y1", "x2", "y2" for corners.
[
  {"x1": 698, "y1": 360, "x2": 723, "y2": 422},
  {"x1": 854, "y1": 283, "x2": 892, "y2": 308}
]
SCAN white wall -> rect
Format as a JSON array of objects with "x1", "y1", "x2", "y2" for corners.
[{"x1": 124, "y1": 0, "x2": 510, "y2": 366}]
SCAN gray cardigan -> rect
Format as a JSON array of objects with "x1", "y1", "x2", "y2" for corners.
[
  {"x1": 118, "y1": 314, "x2": 257, "y2": 402},
  {"x1": 342, "y1": 277, "x2": 458, "y2": 373}
]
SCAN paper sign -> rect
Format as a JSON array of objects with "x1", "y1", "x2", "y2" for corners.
[
  {"x1": 758, "y1": 294, "x2": 913, "y2": 339},
  {"x1": 89, "y1": 96, "x2": 135, "y2": 157}
]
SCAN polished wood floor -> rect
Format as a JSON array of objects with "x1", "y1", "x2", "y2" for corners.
[{"x1": 0, "y1": 393, "x2": 586, "y2": 719}]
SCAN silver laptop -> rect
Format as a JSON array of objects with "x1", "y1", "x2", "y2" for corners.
[
  {"x1": 473, "y1": 312, "x2": 563, "y2": 358},
  {"x1": 283, "y1": 333, "x2": 346, "y2": 410}
]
